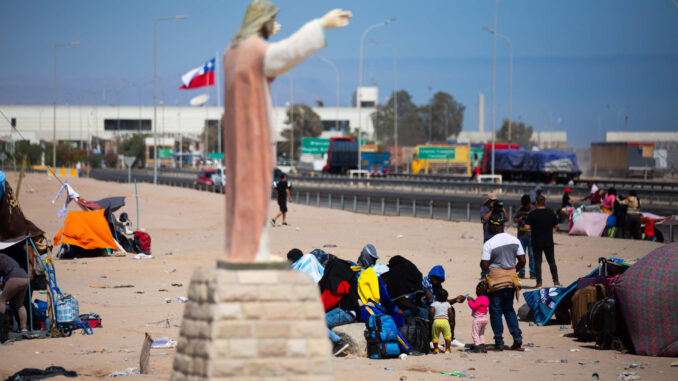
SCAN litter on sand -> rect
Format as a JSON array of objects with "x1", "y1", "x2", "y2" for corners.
[
  {"x1": 133, "y1": 254, "x2": 153, "y2": 260},
  {"x1": 177, "y1": 296, "x2": 188, "y2": 303},
  {"x1": 108, "y1": 368, "x2": 140, "y2": 377},
  {"x1": 151, "y1": 337, "x2": 177, "y2": 349},
  {"x1": 617, "y1": 372, "x2": 640, "y2": 381}
]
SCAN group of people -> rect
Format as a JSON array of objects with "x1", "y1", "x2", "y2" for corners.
[
  {"x1": 286, "y1": 235, "x2": 526, "y2": 356},
  {"x1": 574, "y1": 182, "x2": 647, "y2": 240}
]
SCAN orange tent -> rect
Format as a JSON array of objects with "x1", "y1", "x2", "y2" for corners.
[{"x1": 53, "y1": 209, "x2": 118, "y2": 250}]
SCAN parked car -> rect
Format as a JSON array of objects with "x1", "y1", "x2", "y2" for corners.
[{"x1": 194, "y1": 169, "x2": 217, "y2": 187}]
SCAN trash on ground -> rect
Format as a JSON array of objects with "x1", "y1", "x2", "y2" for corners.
[
  {"x1": 570, "y1": 348, "x2": 581, "y2": 352},
  {"x1": 396, "y1": 234, "x2": 404, "y2": 238},
  {"x1": 617, "y1": 372, "x2": 640, "y2": 381},
  {"x1": 108, "y1": 368, "x2": 140, "y2": 377},
  {"x1": 171, "y1": 283, "x2": 183, "y2": 287},
  {"x1": 151, "y1": 337, "x2": 177, "y2": 349},
  {"x1": 164, "y1": 298, "x2": 172, "y2": 303},
  {"x1": 628, "y1": 363, "x2": 640, "y2": 368},
  {"x1": 399, "y1": 353, "x2": 407, "y2": 360},
  {"x1": 384, "y1": 367, "x2": 394, "y2": 371},
  {"x1": 592, "y1": 373, "x2": 600, "y2": 380},
  {"x1": 133, "y1": 254, "x2": 153, "y2": 260},
  {"x1": 165, "y1": 252, "x2": 172, "y2": 256},
  {"x1": 323, "y1": 244, "x2": 337, "y2": 248},
  {"x1": 177, "y1": 296, "x2": 188, "y2": 303},
  {"x1": 158, "y1": 289, "x2": 168, "y2": 292},
  {"x1": 671, "y1": 361, "x2": 678, "y2": 367}
]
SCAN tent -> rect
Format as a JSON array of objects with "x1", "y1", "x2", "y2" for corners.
[
  {"x1": 615, "y1": 243, "x2": 678, "y2": 356},
  {"x1": 53, "y1": 209, "x2": 120, "y2": 251}
]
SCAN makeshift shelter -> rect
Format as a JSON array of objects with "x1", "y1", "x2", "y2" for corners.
[
  {"x1": 54, "y1": 209, "x2": 120, "y2": 251},
  {"x1": 615, "y1": 243, "x2": 678, "y2": 356}
]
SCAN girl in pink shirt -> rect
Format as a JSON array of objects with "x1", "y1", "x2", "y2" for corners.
[{"x1": 467, "y1": 281, "x2": 490, "y2": 353}]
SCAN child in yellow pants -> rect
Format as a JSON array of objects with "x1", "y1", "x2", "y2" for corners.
[{"x1": 429, "y1": 288, "x2": 453, "y2": 353}]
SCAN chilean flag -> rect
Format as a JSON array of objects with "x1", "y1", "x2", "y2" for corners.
[{"x1": 179, "y1": 58, "x2": 215, "y2": 89}]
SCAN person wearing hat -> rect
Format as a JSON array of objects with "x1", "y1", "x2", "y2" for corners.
[
  {"x1": 480, "y1": 214, "x2": 526, "y2": 351},
  {"x1": 356, "y1": 243, "x2": 379, "y2": 269},
  {"x1": 480, "y1": 193, "x2": 507, "y2": 278}
]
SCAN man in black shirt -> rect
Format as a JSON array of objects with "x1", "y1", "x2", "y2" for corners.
[
  {"x1": 271, "y1": 174, "x2": 292, "y2": 226},
  {"x1": 525, "y1": 195, "x2": 560, "y2": 288}
]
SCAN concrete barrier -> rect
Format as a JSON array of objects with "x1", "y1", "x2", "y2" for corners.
[{"x1": 333, "y1": 323, "x2": 367, "y2": 357}]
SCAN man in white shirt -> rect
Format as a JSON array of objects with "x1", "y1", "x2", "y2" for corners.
[{"x1": 480, "y1": 215, "x2": 526, "y2": 351}]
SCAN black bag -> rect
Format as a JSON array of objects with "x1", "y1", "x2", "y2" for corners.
[
  {"x1": 574, "y1": 314, "x2": 594, "y2": 342},
  {"x1": 399, "y1": 317, "x2": 430, "y2": 354},
  {"x1": 586, "y1": 298, "x2": 632, "y2": 352}
]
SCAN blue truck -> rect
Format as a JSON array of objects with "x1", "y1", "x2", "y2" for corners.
[
  {"x1": 323, "y1": 137, "x2": 359, "y2": 174},
  {"x1": 491, "y1": 149, "x2": 581, "y2": 184},
  {"x1": 361, "y1": 152, "x2": 391, "y2": 177}
]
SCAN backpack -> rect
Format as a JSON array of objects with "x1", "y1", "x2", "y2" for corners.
[
  {"x1": 399, "y1": 317, "x2": 430, "y2": 355},
  {"x1": 133, "y1": 231, "x2": 151, "y2": 254},
  {"x1": 574, "y1": 313, "x2": 594, "y2": 342},
  {"x1": 365, "y1": 314, "x2": 401, "y2": 359},
  {"x1": 586, "y1": 298, "x2": 632, "y2": 352},
  {"x1": 570, "y1": 284, "x2": 606, "y2": 328}
]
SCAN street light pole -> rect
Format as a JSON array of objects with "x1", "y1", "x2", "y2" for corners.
[
  {"x1": 358, "y1": 18, "x2": 395, "y2": 172},
  {"x1": 53, "y1": 41, "x2": 79, "y2": 170},
  {"x1": 313, "y1": 56, "x2": 340, "y2": 132},
  {"x1": 483, "y1": 26, "x2": 512, "y2": 145},
  {"x1": 287, "y1": 75, "x2": 294, "y2": 164},
  {"x1": 154, "y1": 15, "x2": 187, "y2": 184},
  {"x1": 369, "y1": 39, "x2": 398, "y2": 173},
  {"x1": 428, "y1": 86, "x2": 433, "y2": 143},
  {"x1": 491, "y1": 0, "x2": 500, "y2": 176}
]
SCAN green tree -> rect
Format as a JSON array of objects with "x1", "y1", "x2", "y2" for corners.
[
  {"x1": 13, "y1": 140, "x2": 44, "y2": 165},
  {"x1": 420, "y1": 91, "x2": 465, "y2": 142},
  {"x1": 279, "y1": 104, "x2": 323, "y2": 160},
  {"x1": 200, "y1": 120, "x2": 221, "y2": 154},
  {"x1": 118, "y1": 133, "x2": 146, "y2": 167},
  {"x1": 497, "y1": 119, "x2": 533, "y2": 144},
  {"x1": 370, "y1": 90, "x2": 426, "y2": 146}
]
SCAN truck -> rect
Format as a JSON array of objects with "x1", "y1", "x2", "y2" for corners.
[
  {"x1": 481, "y1": 143, "x2": 581, "y2": 184},
  {"x1": 323, "y1": 137, "x2": 359, "y2": 174},
  {"x1": 361, "y1": 151, "x2": 391, "y2": 176}
]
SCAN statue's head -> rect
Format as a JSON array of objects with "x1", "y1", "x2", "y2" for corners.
[{"x1": 232, "y1": 0, "x2": 279, "y2": 47}]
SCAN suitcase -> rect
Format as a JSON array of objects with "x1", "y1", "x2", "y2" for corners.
[
  {"x1": 570, "y1": 284, "x2": 605, "y2": 328},
  {"x1": 586, "y1": 298, "x2": 633, "y2": 352},
  {"x1": 399, "y1": 317, "x2": 430, "y2": 354}
]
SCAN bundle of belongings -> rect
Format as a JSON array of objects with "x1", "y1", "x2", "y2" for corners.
[
  {"x1": 522, "y1": 250, "x2": 675, "y2": 355},
  {"x1": 290, "y1": 249, "x2": 432, "y2": 358},
  {"x1": 51, "y1": 183, "x2": 151, "y2": 258},
  {"x1": 568, "y1": 203, "x2": 672, "y2": 242}
]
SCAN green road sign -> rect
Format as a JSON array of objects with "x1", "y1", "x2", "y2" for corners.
[
  {"x1": 470, "y1": 147, "x2": 484, "y2": 162},
  {"x1": 158, "y1": 148, "x2": 174, "y2": 159},
  {"x1": 418, "y1": 146, "x2": 456, "y2": 160},
  {"x1": 301, "y1": 137, "x2": 330, "y2": 155},
  {"x1": 210, "y1": 152, "x2": 224, "y2": 160}
]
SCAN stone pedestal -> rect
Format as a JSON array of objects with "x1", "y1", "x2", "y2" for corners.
[{"x1": 171, "y1": 265, "x2": 335, "y2": 381}]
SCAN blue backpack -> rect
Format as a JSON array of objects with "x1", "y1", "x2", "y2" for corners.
[{"x1": 365, "y1": 314, "x2": 400, "y2": 359}]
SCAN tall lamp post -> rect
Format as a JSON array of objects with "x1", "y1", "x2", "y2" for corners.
[
  {"x1": 483, "y1": 26, "x2": 512, "y2": 144},
  {"x1": 358, "y1": 18, "x2": 395, "y2": 171},
  {"x1": 490, "y1": 0, "x2": 501, "y2": 175},
  {"x1": 286, "y1": 75, "x2": 294, "y2": 164},
  {"x1": 53, "y1": 41, "x2": 79, "y2": 170},
  {"x1": 368, "y1": 39, "x2": 398, "y2": 173},
  {"x1": 154, "y1": 15, "x2": 187, "y2": 184},
  {"x1": 313, "y1": 56, "x2": 340, "y2": 132}
]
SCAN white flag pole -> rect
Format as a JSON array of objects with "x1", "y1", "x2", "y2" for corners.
[{"x1": 215, "y1": 52, "x2": 222, "y2": 155}]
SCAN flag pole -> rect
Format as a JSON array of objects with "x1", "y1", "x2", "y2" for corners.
[{"x1": 215, "y1": 52, "x2": 222, "y2": 155}]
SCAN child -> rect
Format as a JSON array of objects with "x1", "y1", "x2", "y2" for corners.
[
  {"x1": 467, "y1": 281, "x2": 490, "y2": 353},
  {"x1": 429, "y1": 288, "x2": 453, "y2": 354}
]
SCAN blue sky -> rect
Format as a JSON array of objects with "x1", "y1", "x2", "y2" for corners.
[{"x1": 1, "y1": 0, "x2": 677, "y2": 146}]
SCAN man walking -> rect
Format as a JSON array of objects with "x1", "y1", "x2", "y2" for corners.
[
  {"x1": 480, "y1": 215, "x2": 525, "y2": 351},
  {"x1": 272, "y1": 173, "x2": 292, "y2": 226},
  {"x1": 526, "y1": 194, "x2": 561, "y2": 288}
]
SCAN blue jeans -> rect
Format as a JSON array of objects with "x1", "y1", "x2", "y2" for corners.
[
  {"x1": 518, "y1": 237, "x2": 534, "y2": 277},
  {"x1": 326, "y1": 308, "x2": 355, "y2": 343},
  {"x1": 489, "y1": 288, "x2": 522, "y2": 347}
]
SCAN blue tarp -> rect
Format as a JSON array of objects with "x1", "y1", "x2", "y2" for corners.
[
  {"x1": 523, "y1": 269, "x2": 596, "y2": 325},
  {"x1": 494, "y1": 149, "x2": 581, "y2": 174}
]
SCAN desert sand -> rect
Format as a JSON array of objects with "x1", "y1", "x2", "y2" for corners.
[{"x1": 0, "y1": 173, "x2": 675, "y2": 380}]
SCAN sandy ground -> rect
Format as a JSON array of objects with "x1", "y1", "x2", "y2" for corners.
[{"x1": 0, "y1": 173, "x2": 676, "y2": 380}]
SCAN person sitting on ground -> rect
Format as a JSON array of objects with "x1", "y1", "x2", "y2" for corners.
[
  {"x1": 429, "y1": 288, "x2": 454, "y2": 354},
  {"x1": 480, "y1": 215, "x2": 526, "y2": 351},
  {"x1": 356, "y1": 243, "x2": 379, "y2": 270},
  {"x1": 286, "y1": 248, "x2": 303, "y2": 264},
  {"x1": 467, "y1": 281, "x2": 490, "y2": 353},
  {"x1": 288, "y1": 249, "x2": 324, "y2": 284},
  {"x1": 421, "y1": 265, "x2": 465, "y2": 347},
  {"x1": 319, "y1": 257, "x2": 361, "y2": 356},
  {"x1": 0, "y1": 253, "x2": 29, "y2": 336}
]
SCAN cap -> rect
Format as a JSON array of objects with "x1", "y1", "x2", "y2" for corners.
[
  {"x1": 362, "y1": 244, "x2": 378, "y2": 259},
  {"x1": 487, "y1": 193, "x2": 498, "y2": 200},
  {"x1": 564, "y1": 188, "x2": 573, "y2": 193}
]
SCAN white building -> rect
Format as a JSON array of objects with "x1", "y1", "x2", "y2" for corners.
[{"x1": 0, "y1": 86, "x2": 379, "y2": 147}]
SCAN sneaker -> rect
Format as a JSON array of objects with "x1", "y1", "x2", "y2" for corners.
[
  {"x1": 282, "y1": 222, "x2": 288, "y2": 226},
  {"x1": 270, "y1": 219, "x2": 275, "y2": 226},
  {"x1": 470, "y1": 345, "x2": 485, "y2": 353},
  {"x1": 332, "y1": 341, "x2": 349, "y2": 356},
  {"x1": 535, "y1": 282, "x2": 542, "y2": 288},
  {"x1": 529, "y1": 275, "x2": 536, "y2": 279},
  {"x1": 450, "y1": 339, "x2": 465, "y2": 348},
  {"x1": 518, "y1": 273, "x2": 525, "y2": 279},
  {"x1": 553, "y1": 282, "x2": 562, "y2": 287},
  {"x1": 444, "y1": 349, "x2": 450, "y2": 353},
  {"x1": 433, "y1": 347, "x2": 439, "y2": 354},
  {"x1": 510, "y1": 340, "x2": 523, "y2": 350}
]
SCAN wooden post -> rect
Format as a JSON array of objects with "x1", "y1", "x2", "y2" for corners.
[{"x1": 140, "y1": 332, "x2": 153, "y2": 374}]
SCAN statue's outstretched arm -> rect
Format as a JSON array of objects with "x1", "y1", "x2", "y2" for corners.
[{"x1": 263, "y1": 19, "x2": 326, "y2": 78}]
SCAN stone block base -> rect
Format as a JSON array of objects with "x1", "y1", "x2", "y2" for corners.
[
  {"x1": 171, "y1": 266, "x2": 334, "y2": 381},
  {"x1": 333, "y1": 323, "x2": 367, "y2": 357}
]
